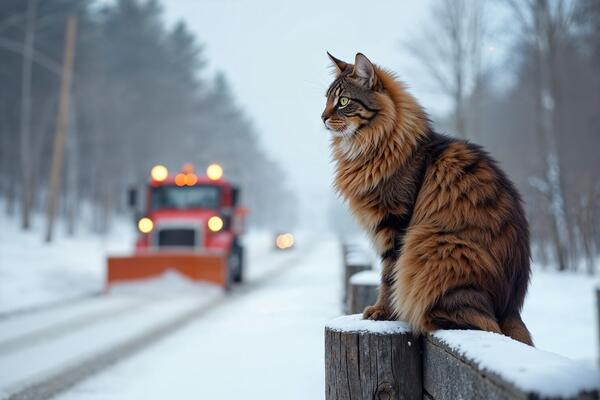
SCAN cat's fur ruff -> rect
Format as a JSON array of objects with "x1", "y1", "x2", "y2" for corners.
[{"x1": 322, "y1": 53, "x2": 533, "y2": 345}]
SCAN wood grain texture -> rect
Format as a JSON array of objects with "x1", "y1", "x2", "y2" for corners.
[{"x1": 325, "y1": 326, "x2": 422, "y2": 400}]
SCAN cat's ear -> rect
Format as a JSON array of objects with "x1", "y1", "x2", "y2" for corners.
[
  {"x1": 327, "y1": 51, "x2": 348, "y2": 75},
  {"x1": 351, "y1": 53, "x2": 376, "y2": 89}
]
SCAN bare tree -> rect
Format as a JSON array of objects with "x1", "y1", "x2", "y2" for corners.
[
  {"x1": 504, "y1": 0, "x2": 577, "y2": 271},
  {"x1": 406, "y1": 0, "x2": 488, "y2": 138},
  {"x1": 19, "y1": 0, "x2": 37, "y2": 229}
]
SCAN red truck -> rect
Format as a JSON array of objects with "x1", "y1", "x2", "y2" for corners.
[{"x1": 106, "y1": 163, "x2": 246, "y2": 289}]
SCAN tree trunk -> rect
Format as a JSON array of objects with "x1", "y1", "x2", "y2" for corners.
[
  {"x1": 533, "y1": 0, "x2": 570, "y2": 271},
  {"x1": 454, "y1": 88, "x2": 467, "y2": 138},
  {"x1": 19, "y1": 0, "x2": 37, "y2": 230},
  {"x1": 45, "y1": 15, "x2": 77, "y2": 243},
  {"x1": 65, "y1": 102, "x2": 79, "y2": 236}
]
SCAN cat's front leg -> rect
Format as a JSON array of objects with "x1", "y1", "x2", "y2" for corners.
[
  {"x1": 363, "y1": 302, "x2": 391, "y2": 320},
  {"x1": 363, "y1": 257, "x2": 395, "y2": 320}
]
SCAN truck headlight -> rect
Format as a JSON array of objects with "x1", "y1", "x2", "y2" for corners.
[
  {"x1": 150, "y1": 165, "x2": 168, "y2": 182},
  {"x1": 138, "y1": 217, "x2": 154, "y2": 234},
  {"x1": 276, "y1": 233, "x2": 294, "y2": 249},
  {"x1": 208, "y1": 216, "x2": 224, "y2": 232}
]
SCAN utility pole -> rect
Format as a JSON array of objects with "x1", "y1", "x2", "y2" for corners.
[{"x1": 45, "y1": 16, "x2": 77, "y2": 243}]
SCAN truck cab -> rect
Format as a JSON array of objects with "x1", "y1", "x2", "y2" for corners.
[{"x1": 108, "y1": 163, "x2": 246, "y2": 289}]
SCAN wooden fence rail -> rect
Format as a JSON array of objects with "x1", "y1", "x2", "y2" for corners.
[
  {"x1": 325, "y1": 314, "x2": 600, "y2": 400},
  {"x1": 331, "y1": 244, "x2": 600, "y2": 400}
]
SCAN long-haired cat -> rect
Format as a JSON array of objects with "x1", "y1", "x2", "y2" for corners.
[{"x1": 323, "y1": 52, "x2": 533, "y2": 345}]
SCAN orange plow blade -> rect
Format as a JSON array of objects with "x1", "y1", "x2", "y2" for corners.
[{"x1": 106, "y1": 252, "x2": 228, "y2": 289}]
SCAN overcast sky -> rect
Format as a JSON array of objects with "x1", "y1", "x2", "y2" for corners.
[{"x1": 161, "y1": 0, "x2": 443, "y2": 225}]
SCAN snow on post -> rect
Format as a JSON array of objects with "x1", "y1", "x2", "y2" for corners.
[
  {"x1": 325, "y1": 314, "x2": 422, "y2": 400},
  {"x1": 346, "y1": 270, "x2": 379, "y2": 315}
]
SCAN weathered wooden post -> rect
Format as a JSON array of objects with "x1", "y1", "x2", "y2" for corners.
[
  {"x1": 342, "y1": 245, "x2": 372, "y2": 309},
  {"x1": 325, "y1": 315, "x2": 422, "y2": 400},
  {"x1": 597, "y1": 288, "x2": 600, "y2": 366},
  {"x1": 347, "y1": 270, "x2": 380, "y2": 315}
]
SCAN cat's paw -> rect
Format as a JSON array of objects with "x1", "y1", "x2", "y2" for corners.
[{"x1": 362, "y1": 304, "x2": 391, "y2": 320}]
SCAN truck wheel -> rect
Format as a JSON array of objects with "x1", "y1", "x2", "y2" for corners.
[{"x1": 230, "y1": 246, "x2": 244, "y2": 284}]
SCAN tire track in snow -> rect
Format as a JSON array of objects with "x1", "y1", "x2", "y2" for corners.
[
  {"x1": 0, "y1": 299, "x2": 148, "y2": 356},
  {"x1": 3, "y1": 296, "x2": 226, "y2": 400},
  {"x1": 0, "y1": 292, "x2": 102, "y2": 321}
]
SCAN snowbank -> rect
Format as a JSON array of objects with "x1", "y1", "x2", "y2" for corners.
[
  {"x1": 0, "y1": 213, "x2": 133, "y2": 314},
  {"x1": 522, "y1": 269, "x2": 600, "y2": 363},
  {"x1": 326, "y1": 314, "x2": 410, "y2": 335},
  {"x1": 432, "y1": 330, "x2": 600, "y2": 398},
  {"x1": 108, "y1": 270, "x2": 223, "y2": 297}
]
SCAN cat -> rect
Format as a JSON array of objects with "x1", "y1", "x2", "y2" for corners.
[{"x1": 322, "y1": 52, "x2": 533, "y2": 346}]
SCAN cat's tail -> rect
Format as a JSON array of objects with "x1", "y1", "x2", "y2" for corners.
[{"x1": 500, "y1": 313, "x2": 534, "y2": 346}]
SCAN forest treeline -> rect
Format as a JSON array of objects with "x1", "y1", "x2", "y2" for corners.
[
  {"x1": 0, "y1": 0, "x2": 297, "y2": 235},
  {"x1": 410, "y1": 0, "x2": 600, "y2": 274}
]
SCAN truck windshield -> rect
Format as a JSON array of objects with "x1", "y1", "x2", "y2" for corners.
[{"x1": 151, "y1": 185, "x2": 221, "y2": 210}]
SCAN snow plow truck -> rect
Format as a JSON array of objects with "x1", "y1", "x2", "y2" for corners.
[{"x1": 106, "y1": 163, "x2": 246, "y2": 289}]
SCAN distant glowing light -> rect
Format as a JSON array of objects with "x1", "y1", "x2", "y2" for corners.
[
  {"x1": 206, "y1": 164, "x2": 223, "y2": 181},
  {"x1": 138, "y1": 217, "x2": 154, "y2": 234},
  {"x1": 185, "y1": 173, "x2": 198, "y2": 186},
  {"x1": 208, "y1": 216, "x2": 224, "y2": 232},
  {"x1": 175, "y1": 173, "x2": 186, "y2": 187},
  {"x1": 276, "y1": 233, "x2": 295, "y2": 249},
  {"x1": 488, "y1": 45, "x2": 496, "y2": 53},
  {"x1": 150, "y1": 165, "x2": 168, "y2": 182}
]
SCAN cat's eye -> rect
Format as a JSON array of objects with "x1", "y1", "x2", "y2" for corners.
[{"x1": 339, "y1": 96, "x2": 350, "y2": 107}]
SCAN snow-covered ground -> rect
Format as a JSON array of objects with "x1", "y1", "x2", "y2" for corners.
[
  {"x1": 0, "y1": 213, "x2": 133, "y2": 314},
  {"x1": 523, "y1": 270, "x2": 599, "y2": 364},
  {"x1": 0, "y1": 286, "x2": 222, "y2": 398},
  {"x1": 0, "y1": 211, "x2": 598, "y2": 399}
]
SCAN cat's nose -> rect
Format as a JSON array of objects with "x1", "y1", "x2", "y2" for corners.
[{"x1": 321, "y1": 112, "x2": 328, "y2": 123}]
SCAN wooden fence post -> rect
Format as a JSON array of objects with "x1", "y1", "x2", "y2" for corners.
[
  {"x1": 347, "y1": 270, "x2": 379, "y2": 315},
  {"x1": 325, "y1": 315, "x2": 422, "y2": 400},
  {"x1": 341, "y1": 244, "x2": 372, "y2": 310},
  {"x1": 597, "y1": 288, "x2": 599, "y2": 366}
]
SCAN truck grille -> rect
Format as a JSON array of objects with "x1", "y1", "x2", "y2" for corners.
[{"x1": 157, "y1": 228, "x2": 196, "y2": 247}]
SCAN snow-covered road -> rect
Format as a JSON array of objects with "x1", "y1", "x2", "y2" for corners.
[
  {"x1": 0, "y1": 231, "x2": 341, "y2": 400},
  {"x1": 0, "y1": 285, "x2": 224, "y2": 399},
  {"x1": 57, "y1": 237, "x2": 342, "y2": 400}
]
